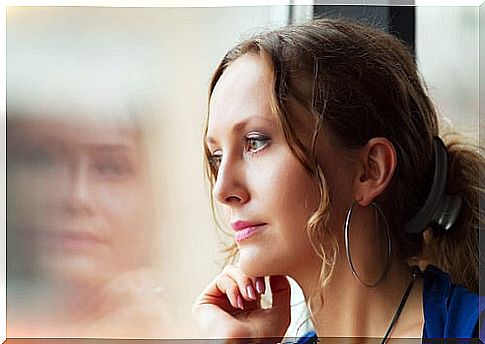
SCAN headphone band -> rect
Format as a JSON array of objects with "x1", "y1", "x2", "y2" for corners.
[{"x1": 404, "y1": 136, "x2": 463, "y2": 234}]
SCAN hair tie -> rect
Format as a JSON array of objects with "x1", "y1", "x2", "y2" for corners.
[{"x1": 404, "y1": 136, "x2": 463, "y2": 234}]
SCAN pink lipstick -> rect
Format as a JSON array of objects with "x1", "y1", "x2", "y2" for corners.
[{"x1": 231, "y1": 221, "x2": 266, "y2": 242}]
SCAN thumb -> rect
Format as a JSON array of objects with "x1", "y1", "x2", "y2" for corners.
[{"x1": 269, "y1": 275, "x2": 291, "y2": 310}]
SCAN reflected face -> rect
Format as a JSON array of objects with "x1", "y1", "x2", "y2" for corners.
[
  {"x1": 206, "y1": 54, "x2": 321, "y2": 277},
  {"x1": 7, "y1": 117, "x2": 154, "y2": 285}
]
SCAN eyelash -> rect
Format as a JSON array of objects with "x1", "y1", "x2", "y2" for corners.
[
  {"x1": 245, "y1": 133, "x2": 270, "y2": 156},
  {"x1": 208, "y1": 153, "x2": 222, "y2": 170},
  {"x1": 208, "y1": 133, "x2": 271, "y2": 171}
]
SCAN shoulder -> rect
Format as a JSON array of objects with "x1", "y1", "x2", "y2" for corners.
[{"x1": 422, "y1": 265, "x2": 483, "y2": 339}]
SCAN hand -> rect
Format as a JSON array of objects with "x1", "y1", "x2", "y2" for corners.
[{"x1": 192, "y1": 265, "x2": 291, "y2": 340}]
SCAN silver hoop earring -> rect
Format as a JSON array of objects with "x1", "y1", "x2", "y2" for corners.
[{"x1": 344, "y1": 200, "x2": 392, "y2": 288}]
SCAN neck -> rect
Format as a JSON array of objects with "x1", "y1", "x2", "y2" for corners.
[{"x1": 293, "y1": 257, "x2": 424, "y2": 339}]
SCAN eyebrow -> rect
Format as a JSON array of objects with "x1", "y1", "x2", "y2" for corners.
[
  {"x1": 205, "y1": 115, "x2": 275, "y2": 145},
  {"x1": 15, "y1": 136, "x2": 135, "y2": 152},
  {"x1": 85, "y1": 143, "x2": 135, "y2": 154}
]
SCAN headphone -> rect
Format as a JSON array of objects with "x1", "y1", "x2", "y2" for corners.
[{"x1": 404, "y1": 137, "x2": 463, "y2": 234}]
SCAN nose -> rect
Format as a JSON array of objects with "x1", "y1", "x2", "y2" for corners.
[
  {"x1": 64, "y1": 158, "x2": 95, "y2": 215},
  {"x1": 212, "y1": 155, "x2": 250, "y2": 207}
]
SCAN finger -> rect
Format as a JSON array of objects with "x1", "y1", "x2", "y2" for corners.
[
  {"x1": 223, "y1": 265, "x2": 259, "y2": 301},
  {"x1": 214, "y1": 274, "x2": 244, "y2": 309},
  {"x1": 269, "y1": 275, "x2": 291, "y2": 311},
  {"x1": 255, "y1": 276, "x2": 266, "y2": 295}
]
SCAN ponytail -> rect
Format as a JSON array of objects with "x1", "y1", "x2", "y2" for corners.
[{"x1": 423, "y1": 131, "x2": 483, "y2": 293}]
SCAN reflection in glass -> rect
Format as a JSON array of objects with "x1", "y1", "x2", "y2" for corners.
[{"x1": 7, "y1": 113, "x2": 174, "y2": 337}]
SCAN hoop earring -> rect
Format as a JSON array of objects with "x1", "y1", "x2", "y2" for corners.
[{"x1": 344, "y1": 201, "x2": 392, "y2": 288}]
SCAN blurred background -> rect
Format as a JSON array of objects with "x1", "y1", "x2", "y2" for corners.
[{"x1": 6, "y1": 3, "x2": 480, "y2": 339}]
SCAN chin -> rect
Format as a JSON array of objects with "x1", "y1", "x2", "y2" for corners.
[
  {"x1": 39, "y1": 254, "x2": 110, "y2": 287},
  {"x1": 238, "y1": 245, "x2": 287, "y2": 277}
]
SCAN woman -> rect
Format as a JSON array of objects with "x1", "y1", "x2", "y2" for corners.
[
  {"x1": 6, "y1": 113, "x2": 175, "y2": 337},
  {"x1": 193, "y1": 19, "x2": 483, "y2": 341}
]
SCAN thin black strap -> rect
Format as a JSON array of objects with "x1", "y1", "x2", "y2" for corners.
[{"x1": 380, "y1": 266, "x2": 422, "y2": 344}]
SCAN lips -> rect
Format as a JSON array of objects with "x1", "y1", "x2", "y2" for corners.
[
  {"x1": 231, "y1": 220, "x2": 266, "y2": 242},
  {"x1": 34, "y1": 229, "x2": 105, "y2": 252}
]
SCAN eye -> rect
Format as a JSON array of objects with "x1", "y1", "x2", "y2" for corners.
[
  {"x1": 92, "y1": 158, "x2": 134, "y2": 180},
  {"x1": 24, "y1": 148, "x2": 57, "y2": 167},
  {"x1": 12, "y1": 144, "x2": 61, "y2": 169},
  {"x1": 208, "y1": 150, "x2": 222, "y2": 170},
  {"x1": 245, "y1": 133, "x2": 270, "y2": 154}
]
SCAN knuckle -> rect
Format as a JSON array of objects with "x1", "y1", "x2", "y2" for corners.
[
  {"x1": 228, "y1": 284, "x2": 239, "y2": 298},
  {"x1": 242, "y1": 276, "x2": 253, "y2": 286}
]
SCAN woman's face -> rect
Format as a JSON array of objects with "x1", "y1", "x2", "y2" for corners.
[
  {"x1": 7, "y1": 116, "x2": 155, "y2": 286},
  {"x1": 206, "y1": 54, "x2": 328, "y2": 278}
]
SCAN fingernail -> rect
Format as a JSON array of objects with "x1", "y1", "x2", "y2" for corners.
[
  {"x1": 246, "y1": 285, "x2": 256, "y2": 300},
  {"x1": 237, "y1": 295, "x2": 244, "y2": 309},
  {"x1": 256, "y1": 279, "x2": 265, "y2": 294}
]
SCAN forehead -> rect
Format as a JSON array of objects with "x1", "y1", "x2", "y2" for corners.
[
  {"x1": 207, "y1": 54, "x2": 275, "y2": 137},
  {"x1": 8, "y1": 117, "x2": 141, "y2": 151}
]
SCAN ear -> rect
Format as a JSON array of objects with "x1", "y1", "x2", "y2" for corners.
[{"x1": 354, "y1": 138, "x2": 397, "y2": 207}]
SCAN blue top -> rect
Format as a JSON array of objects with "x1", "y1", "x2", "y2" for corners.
[{"x1": 297, "y1": 265, "x2": 483, "y2": 342}]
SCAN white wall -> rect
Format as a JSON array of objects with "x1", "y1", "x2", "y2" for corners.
[{"x1": 416, "y1": 6, "x2": 479, "y2": 143}]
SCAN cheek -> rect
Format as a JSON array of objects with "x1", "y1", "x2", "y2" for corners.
[
  {"x1": 8, "y1": 167, "x2": 67, "y2": 224},
  {"x1": 265, "y1": 155, "x2": 319, "y2": 238},
  {"x1": 283, "y1": 177, "x2": 319, "y2": 238},
  {"x1": 238, "y1": 153, "x2": 321, "y2": 276},
  {"x1": 96, "y1": 182, "x2": 154, "y2": 244}
]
